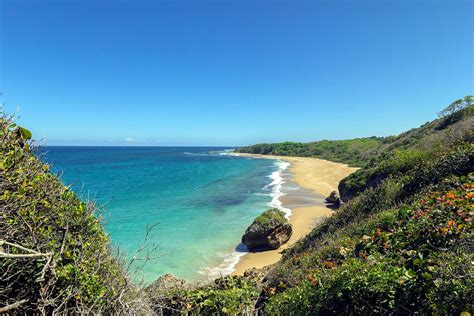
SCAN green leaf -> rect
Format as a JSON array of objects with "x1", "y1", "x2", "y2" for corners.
[
  {"x1": 421, "y1": 272, "x2": 432, "y2": 280},
  {"x1": 19, "y1": 126, "x2": 32, "y2": 140},
  {"x1": 405, "y1": 270, "x2": 416, "y2": 278}
]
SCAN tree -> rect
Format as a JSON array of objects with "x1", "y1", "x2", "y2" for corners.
[
  {"x1": 463, "y1": 95, "x2": 473, "y2": 107},
  {"x1": 438, "y1": 95, "x2": 474, "y2": 117}
]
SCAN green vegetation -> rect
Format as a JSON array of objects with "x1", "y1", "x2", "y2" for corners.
[
  {"x1": 236, "y1": 137, "x2": 384, "y2": 167},
  {"x1": 438, "y1": 95, "x2": 473, "y2": 117},
  {"x1": 254, "y1": 208, "x2": 287, "y2": 226},
  {"x1": 236, "y1": 96, "x2": 474, "y2": 169},
  {"x1": 265, "y1": 175, "x2": 473, "y2": 314},
  {"x1": 148, "y1": 274, "x2": 261, "y2": 314},
  {"x1": 0, "y1": 114, "x2": 147, "y2": 314},
  {"x1": 338, "y1": 103, "x2": 473, "y2": 201}
]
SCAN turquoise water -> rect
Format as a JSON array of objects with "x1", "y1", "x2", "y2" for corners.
[{"x1": 40, "y1": 147, "x2": 281, "y2": 282}]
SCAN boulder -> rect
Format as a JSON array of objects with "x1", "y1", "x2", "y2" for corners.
[
  {"x1": 325, "y1": 190, "x2": 342, "y2": 206},
  {"x1": 242, "y1": 208, "x2": 292, "y2": 251}
]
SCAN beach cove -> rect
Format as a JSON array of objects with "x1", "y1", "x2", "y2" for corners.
[
  {"x1": 40, "y1": 146, "x2": 358, "y2": 282},
  {"x1": 230, "y1": 154, "x2": 358, "y2": 275}
]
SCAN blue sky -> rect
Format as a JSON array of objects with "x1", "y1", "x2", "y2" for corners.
[{"x1": 0, "y1": 0, "x2": 472, "y2": 146}]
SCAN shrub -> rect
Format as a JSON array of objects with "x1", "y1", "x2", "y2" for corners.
[{"x1": 148, "y1": 275, "x2": 261, "y2": 315}]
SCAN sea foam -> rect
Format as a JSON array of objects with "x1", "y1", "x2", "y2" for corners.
[{"x1": 267, "y1": 159, "x2": 291, "y2": 219}]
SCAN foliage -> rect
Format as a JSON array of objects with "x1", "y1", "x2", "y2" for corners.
[
  {"x1": 337, "y1": 104, "x2": 473, "y2": 201},
  {"x1": 338, "y1": 148, "x2": 429, "y2": 201},
  {"x1": 277, "y1": 143, "x2": 473, "y2": 271},
  {"x1": 236, "y1": 138, "x2": 383, "y2": 167},
  {"x1": 18, "y1": 126, "x2": 32, "y2": 140},
  {"x1": 0, "y1": 113, "x2": 148, "y2": 314},
  {"x1": 254, "y1": 208, "x2": 288, "y2": 226},
  {"x1": 147, "y1": 275, "x2": 261, "y2": 315},
  {"x1": 438, "y1": 95, "x2": 473, "y2": 117},
  {"x1": 265, "y1": 175, "x2": 474, "y2": 314},
  {"x1": 236, "y1": 97, "x2": 474, "y2": 171}
]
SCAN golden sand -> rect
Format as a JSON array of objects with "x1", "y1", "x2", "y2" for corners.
[{"x1": 231, "y1": 154, "x2": 358, "y2": 275}]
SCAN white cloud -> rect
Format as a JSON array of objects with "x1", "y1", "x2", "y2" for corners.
[{"x1": 125, "y1": 137, "x2": 135, "y2": 143}]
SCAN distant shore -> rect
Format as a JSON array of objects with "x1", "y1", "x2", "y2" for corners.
[{"x1": 229, "y1": 153, "x2": 358, "y2": 275}]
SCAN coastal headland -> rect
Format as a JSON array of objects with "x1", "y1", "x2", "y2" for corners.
[{"x1": 230, "y1": 153, "x2": 358, "y2": 275}]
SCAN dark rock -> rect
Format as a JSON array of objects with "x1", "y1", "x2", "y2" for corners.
[
  {"x1": 242, "y1": 208, "x2": 292, "y2": 251},
  {"x1": 325, "y1": 190, "x2": 342, "y2": 206}
]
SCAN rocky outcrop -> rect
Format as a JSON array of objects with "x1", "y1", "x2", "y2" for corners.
[
  {"x1": 147, "y1": 273, "x2": 188, "y2": 295},
  {"x1": 325, "y1": 190, "x2": 342, "y2": 206},
  {"x1": 242, "y1": 208, "x2": 292, "y2": 251},
  {"x1": 146, "y1": 274, "x2": 189, "y2": 313}
]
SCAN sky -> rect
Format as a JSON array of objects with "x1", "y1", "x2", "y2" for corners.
[{"x1": 0, "y1": 0, "x2": 472, "y2": 146}]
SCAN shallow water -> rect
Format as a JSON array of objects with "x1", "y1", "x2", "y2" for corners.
[{"x1": 40, "y1": 146, "x2": 284, "y2": 282}]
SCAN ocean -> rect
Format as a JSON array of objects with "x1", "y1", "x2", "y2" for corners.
[{"x1": 39, "y1": 146, "x2": 289, "y2": 283}]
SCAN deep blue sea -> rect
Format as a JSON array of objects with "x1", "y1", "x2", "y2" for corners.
[{"x1": 40, "y1": 146, "x2": 285, "y2": 282}]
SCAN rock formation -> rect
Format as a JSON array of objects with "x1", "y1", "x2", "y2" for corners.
[
  {"x1": 325, "y1": 190, "x2": 342, "y2": 206},
  {"x1": 242, "y1": 208, "x2": 292, "y2": 251}
]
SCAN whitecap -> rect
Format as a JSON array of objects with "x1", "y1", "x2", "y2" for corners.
[{"x1": 267, "y1": 160, "x2": 292, "y2": 219}]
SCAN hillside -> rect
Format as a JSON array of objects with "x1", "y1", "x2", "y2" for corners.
[
  {"x1": 236, "y1": 137, "x2": 384, "y2": 167},
  {"x1": 264, "y1": 145, "x2": 473, "y2": 314},
  {"x1": 235, "y1": 97, "x2": 473, "y2": 168}
]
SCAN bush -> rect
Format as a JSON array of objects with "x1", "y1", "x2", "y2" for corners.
[{"x1": 148, "y1": 275, "x2": 261, "y2": 315}]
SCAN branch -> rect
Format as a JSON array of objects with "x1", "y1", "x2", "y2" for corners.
[
  {"x1": 0, "y1": 240, "x2": 39, "y2": 254},
  {"x1": 0, "y1": 253, "x2": 50, "y2": 258},
  {"x1": 0, "y1": 299, "x2": 28, "y2": 313},
  {"x1": 36, "y1": 253, "x2": 53, "y2": 282}
]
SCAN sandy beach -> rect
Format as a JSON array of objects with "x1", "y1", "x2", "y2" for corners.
[{"x1": 231, "y1": 154, "x2": 358, "y2": 275}]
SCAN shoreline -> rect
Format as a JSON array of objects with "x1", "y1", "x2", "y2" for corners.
[{"x1": 229, "y1": 153, "x2": 358, "y2": 275}]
